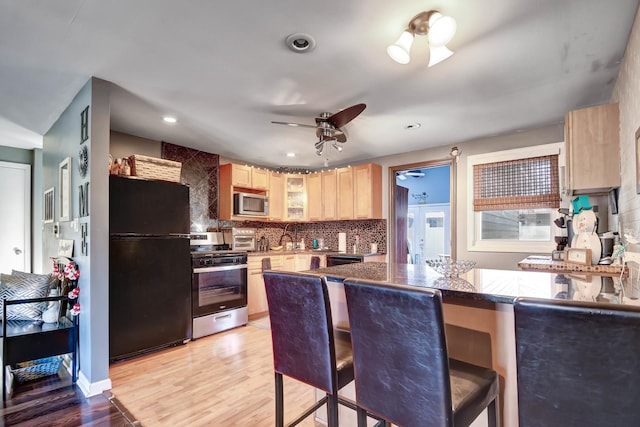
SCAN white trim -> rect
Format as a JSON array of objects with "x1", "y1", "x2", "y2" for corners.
[
  {"x1": 76, "y1": 370, "x2": 112, "y2": 397},
  {"x1": 467, "y1": 142, "x2": 564, "y2": 253}
]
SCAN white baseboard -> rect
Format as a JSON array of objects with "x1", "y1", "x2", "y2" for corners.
[{"x1": 76, "y1": 370, "x2": 112, "y2": 397}]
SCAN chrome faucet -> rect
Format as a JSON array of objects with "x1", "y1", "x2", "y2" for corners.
[{"x1": 279, "y1": 223, "x2": 293, "y2": 248}]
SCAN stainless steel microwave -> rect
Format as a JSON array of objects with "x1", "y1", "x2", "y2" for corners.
[{"x1": 233, "y1": 192, "x2": 269, "y2": 216}]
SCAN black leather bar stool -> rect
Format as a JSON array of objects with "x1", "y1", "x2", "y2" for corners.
[
  {"x1": 263, "y1": 271, "x2": 354, "y2": 427},
  {"x1": 344, "y1": 279, "x2": 500, "y2": 427},
  {"x1": 514, "y1": 297, "x2": 640, "y2": 427},
  {"x1": 261, "y1": 257, "x2": 271, "y2": 272},
  {"x1": 310, "y1": 255, "x2": 321, "y2": 270}
]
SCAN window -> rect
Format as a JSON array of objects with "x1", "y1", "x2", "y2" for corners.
[{"x1": 467, "y1": 143, "x2": 563, "y2": 253}]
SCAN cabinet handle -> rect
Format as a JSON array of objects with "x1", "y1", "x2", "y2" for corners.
[{"x1": 250, "y1": 271, "x2": 262, "y2": 276}]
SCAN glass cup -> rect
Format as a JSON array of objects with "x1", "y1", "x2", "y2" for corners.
[{"x1": 312, "y1": 239, "x2": 319, "y2": 249}]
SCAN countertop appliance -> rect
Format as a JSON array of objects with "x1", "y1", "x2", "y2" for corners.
[
  {"x1": 229, "y1": 227, "x2": 257, "y2": 251},
  {"x1": 109, "y1": 175, "x2": 192, "y2": 362},
  {"x1": 191, "y1": 232, "x2": 248, "y2": 338},
  {"x1": 233, "y1": 192, "x2": 268, "y2": 216}
]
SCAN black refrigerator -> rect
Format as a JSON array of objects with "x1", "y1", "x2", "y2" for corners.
[{"x1": 109, "y1": 175, "x2": 192, "y2": 361}]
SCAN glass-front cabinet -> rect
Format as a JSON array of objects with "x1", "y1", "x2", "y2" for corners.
[{"x1": 285, "y1": 175, "x2": 306, "y2": 221}]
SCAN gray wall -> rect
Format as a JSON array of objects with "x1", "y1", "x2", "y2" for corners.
[
  {"x1": 370, "y1": 123, "x2": 566, "y2": 270},
  {"x1": 42, "y1": 77, "x2": 110, "y2": 393},
  {"x1": 110, "y1": 130, "x2": 161, "y2": 159}
]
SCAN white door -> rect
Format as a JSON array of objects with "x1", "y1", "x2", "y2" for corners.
[{"x1": 0, "y1": 161, "x2": 30, "y2": 273}]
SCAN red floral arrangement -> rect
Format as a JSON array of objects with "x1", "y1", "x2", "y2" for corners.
[{"x1": 51, "y1": 257, "x2": 81, "y2": 316}]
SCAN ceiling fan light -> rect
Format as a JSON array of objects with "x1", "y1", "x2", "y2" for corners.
[
  {"x1": 332, "y1": 142, "x2": 343, "y2": 152},
  {"x1": 428, "y1": 45, "x2": 454, "y2": 67},
  {"x1": 387, "y1": 31, "x2": 414, "y2": 64},
  {"x1": 428, "y1": 14, "x2": 456, "y2": 47}
]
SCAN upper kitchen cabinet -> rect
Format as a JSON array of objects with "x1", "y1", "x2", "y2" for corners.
[
  {"x1": 219, "y1": 163, "x2": 269, "y2": 220},
  {"x1": 269, "y1": 172, "x2": 284, "y2": 221},
  {"x1": 307, "y1": 172, "x2": 322, "y2": 221},
  {"x1": 322, "y1": 169, "x2": 338, "y2": 220},
  {"x1": 337, "y1": 167, "x2": 354, "y2": 219},
  {"x1": 284, "y1": 175, "x2": 307, "y2": 221},
  {"x1": 565, "y1": 103, "x2": 620, "y2": 194},
  {"x1": 353, "y1": 163, "x2": 382, "y2": 219},
  {"x1": 222, "y1": 163, "x2": 270, "y2": 190}
]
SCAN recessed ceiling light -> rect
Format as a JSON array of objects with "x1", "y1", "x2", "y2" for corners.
[
  {"x1": 286, "y1": 152, "x2": 296, "y2": 157},
  {"x1": 163, "y1": 116, "x2": 177, "y2": 124},
  {"x1": 405, "y1": 123, "x2": 421, "y2": 130},
  {"x1": 285, "y1": 33, "x2": 316, "y2": 53}
]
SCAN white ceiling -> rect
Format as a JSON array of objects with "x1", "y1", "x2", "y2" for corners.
[{"x1": 0, "y1": 1, "x2": 638, "y2": 168}]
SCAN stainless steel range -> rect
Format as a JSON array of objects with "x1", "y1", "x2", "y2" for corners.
[{"x1": 190, "y1": 232, "x2": 248, "y2": 339}]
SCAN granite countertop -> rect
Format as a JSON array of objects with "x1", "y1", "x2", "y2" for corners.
[{"x1": 303, "y1": 262, "x2": 634, "y2": 306}]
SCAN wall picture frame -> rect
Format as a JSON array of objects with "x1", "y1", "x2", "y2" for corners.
[
  {"x1": 58, "y1": 239, "x2": 74, "y2": 257},
  {"x1": 59, "y1": 157, "x2": 71, "y2": 221},
  {"x1": 44, "y1": 187, "x2": 55, "y2": 223}
]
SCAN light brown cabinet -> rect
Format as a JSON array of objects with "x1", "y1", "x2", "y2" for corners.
[
  {"x1": 221, "y1": 162, "x2": 382, "y2": 221},
  {"x1": 336, "y1": 167, "x2": 354, "y2": 219},
  {"x1": 251, "y1": 168, "x2": 270, "y2": 190},
  {"x1": 219, "y1": 163, "x2": 269, "y2": 220},
  {"x1": 565, "y1": 103, "x2": 620, "y2": 193},
  {"x1": 222, "y1": 163, "x2": 270, "y2": 190},
  {"x1": 247, "y1": 255, "x2": 284, "y2": 319},
  {"x1": 269, "y1": 172, "x2": 285, "y2": 220},
  {"x1": 282, "y1": 254, "x2": 296, "y2": 271},
  {"x1": 353, "y1": 163, "x2": 382, "y2": 219},
  {"x1": 306, "y1": 173, "x2": 322, "y2": 221},
  {"x1": 322, "y1": 169, "x2": 338, "y2": 220}
]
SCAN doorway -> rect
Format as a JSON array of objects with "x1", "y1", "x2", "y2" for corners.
[
  {"x1": 0, "y1": 161, "x2": 31, "y2": 273},
  {"x1": 389, "y1": 159, "x2": 455, "y2": 264}
]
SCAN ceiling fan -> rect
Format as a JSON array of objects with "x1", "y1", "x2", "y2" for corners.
[
  {"x1": 271, "y1": 103, "x2": 366, "y2": 155},
  {"x1": 396, "y1": 170, "x2": 426, "y2": 180}
]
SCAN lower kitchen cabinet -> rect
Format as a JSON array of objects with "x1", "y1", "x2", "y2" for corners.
[{"x1": 247, "y1": 253, "x2": 323, "y2": 319}]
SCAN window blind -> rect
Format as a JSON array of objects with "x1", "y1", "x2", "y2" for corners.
[{"x1": 473, "y1": 154, "x2": 560, "y2": 211}]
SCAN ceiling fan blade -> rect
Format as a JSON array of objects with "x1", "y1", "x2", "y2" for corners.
[
  {"x1": 327, "y1": 103, "x2": 366, "y2": 128},
  {"x1": 271, "y1": 121, "x2": 317, "y2": 129}
]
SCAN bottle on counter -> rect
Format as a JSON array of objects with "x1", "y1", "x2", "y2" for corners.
[
  {"x1": 299, "y1": 239, "x2": 305, "y2": 250},
  {"x1": 353, "y1": 235, "x2": 360, "y2": 254}
]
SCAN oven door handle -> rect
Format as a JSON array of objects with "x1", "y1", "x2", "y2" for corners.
[{"x1": 193, "y1": 264, "x2": 248, "y2": 273}]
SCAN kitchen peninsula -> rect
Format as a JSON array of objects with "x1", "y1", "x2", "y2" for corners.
[{"x1": 304, "y1": 262, "x2": 631, "y2": 426}]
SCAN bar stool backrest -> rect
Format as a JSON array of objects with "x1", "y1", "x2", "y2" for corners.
[
  {"x1": 514, "y1": 297, "x2": 640, "y2": 427},
  {"x1": 344, "y1": 280, "x2": 453, "y2": 426},
  {"x1": 263, "y1": 271, "x2": 338, "y2": 394}
]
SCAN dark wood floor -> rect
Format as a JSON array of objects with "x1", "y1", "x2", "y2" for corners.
[{"x1": 0, "y1": 372, "x2": 139, "y2": 426}]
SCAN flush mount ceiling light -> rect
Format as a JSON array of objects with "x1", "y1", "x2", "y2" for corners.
[
  {"x1": 285, "y1": 33, "x2": 316, "y2": 53},
  {"x1": 162, "y1": 116, "x2": 177, "y2": 124},
  {"x1": 387, "y1": 10, "x2": 456, "y2": 67}
]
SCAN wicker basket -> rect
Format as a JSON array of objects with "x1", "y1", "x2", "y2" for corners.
[
  {"x1": 11, "y1": 356, "x2": 63, "y2": 383},
  {"x1": 129, "y1": 154, "x2": 182, "y2": 182}
]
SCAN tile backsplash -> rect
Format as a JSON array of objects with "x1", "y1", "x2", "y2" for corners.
[
  {"x1": 162, "y1": 142, "x2": 220, "y2": 231},
  {"x1": 237, "y1": 219, "x2": 387, "y2": 254}
]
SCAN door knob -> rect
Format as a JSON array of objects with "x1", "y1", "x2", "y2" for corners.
[{"x1": 13, "y1": 247, "x2": 22, "y2": 255}]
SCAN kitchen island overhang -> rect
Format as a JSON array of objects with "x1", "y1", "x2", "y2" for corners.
[{"x1": 301, "y1": 262, "x2": 632, "y2": 426}]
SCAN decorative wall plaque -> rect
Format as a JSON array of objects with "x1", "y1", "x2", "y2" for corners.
[
  {"x1": 79, "y1": 182, "x2": 89, "y2": 217},
  {"x1": 78, "y1": 144, "x2": 89, "y2": 178},
  {"x1": 80, "y1": 105, "x2": 89, "y2": 143}
]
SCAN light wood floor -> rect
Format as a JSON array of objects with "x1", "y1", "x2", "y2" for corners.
[{"x1": 109, "y1": 318, "x2": 324, "y2": 426}]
